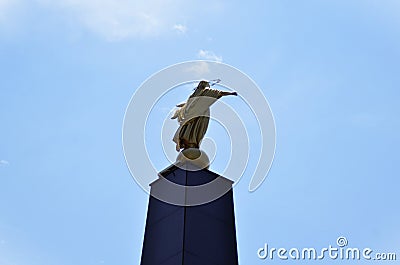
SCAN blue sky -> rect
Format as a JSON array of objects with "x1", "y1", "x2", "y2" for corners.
[{"x1": 1, "y1": 0, "x2": 399, "y2": 264}]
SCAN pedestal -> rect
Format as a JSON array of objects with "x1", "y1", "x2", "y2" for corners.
[{"x1": 140, "y1": 164, "x2": 239, "y2": 265}]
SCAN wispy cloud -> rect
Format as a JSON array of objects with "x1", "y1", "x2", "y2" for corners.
[
  {"x1": 197, "y1": 49, "x2": 223, "y2": 62},
  {"x1": 36, "y1": 0, "x2": 191, "y2": 41},
  {"x1": 0, "y1": 160, "x2": 9, "y2": 166},
  {"x1": 173, "y1": 23, "x2": 187, "y2": 34},
  {"x1": 1, "y1": 1, "x2": 227, "y2": 40}
]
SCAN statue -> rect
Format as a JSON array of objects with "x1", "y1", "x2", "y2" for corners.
[{"x1": 171, "y1": 80, "x2": 238, "y2": 151}]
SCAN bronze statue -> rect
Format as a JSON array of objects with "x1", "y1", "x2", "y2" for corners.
[{"x1": 171, "y1": 80, "x2": 238, "y2": 151}]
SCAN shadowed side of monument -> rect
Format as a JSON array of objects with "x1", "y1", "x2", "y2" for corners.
[{"x1": 140, "y1": 164, "x2": 239, "y2": 265}]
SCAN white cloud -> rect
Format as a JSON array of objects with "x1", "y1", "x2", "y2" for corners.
[
  {"x1": 0, "y1": 160, "x2": 9, "y2": 166},
  {"x1": 173, "y1": 23, "x2": 187, "y2": 34},
  {"x1": 37, "y1": 0, "x2": 189, "y2": 40},
  {"x1": 197, "y1": 49, "x2": 223, "y2": 62},
  {"x1": 0, "y1": 0, "x2": 226, "y2": 40}
]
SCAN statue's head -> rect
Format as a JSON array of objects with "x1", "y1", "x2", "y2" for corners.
[
  {"x1": 191, "y1": 81, "x2": 211, "y2": 97},
  {"x1": 197, "y1": 81, "x2": 210, "y2": 90}
]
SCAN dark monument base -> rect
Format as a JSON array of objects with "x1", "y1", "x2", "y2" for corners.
[{"x1": 140, "y1": 164, "x2": 239, "y2": 265}]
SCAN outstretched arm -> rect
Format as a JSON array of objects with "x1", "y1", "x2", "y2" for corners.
[{"x1": 218, "y1": 91, "x2": 238, "y2": 98}]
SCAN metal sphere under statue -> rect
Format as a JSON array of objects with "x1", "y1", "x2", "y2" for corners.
[{"x1": 175, "y1": 148, "x2": 210, "y2": 170}]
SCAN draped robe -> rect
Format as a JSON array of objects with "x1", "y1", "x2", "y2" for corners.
[{"x1": 171, "y1": 88, "x2": 222, "y2": 151}]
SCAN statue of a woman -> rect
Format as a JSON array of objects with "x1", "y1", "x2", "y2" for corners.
[{"x1": 171, "y1": 81, "x2": 237, "y2": 151}]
